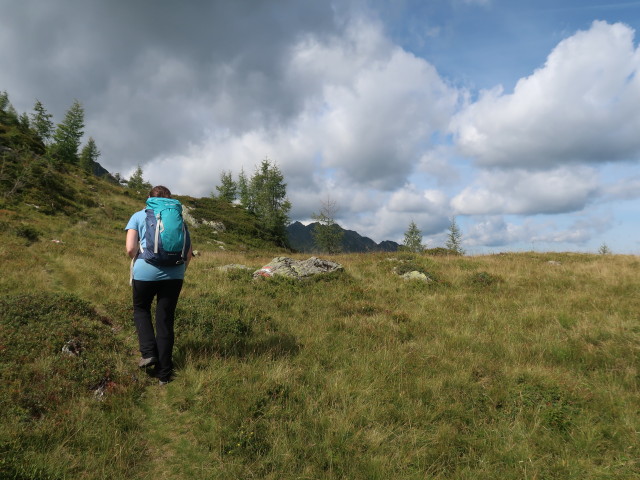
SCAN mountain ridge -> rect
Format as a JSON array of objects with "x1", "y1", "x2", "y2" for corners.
[{"x1": 287, "y1": 221, "x2": 399, "y2": 253}]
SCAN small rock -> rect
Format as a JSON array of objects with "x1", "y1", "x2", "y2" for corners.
[
  {"x1": 401, "y1": 271, "x2": 432, "y2": 282},
  {"x1": 203, "y1": 220, "x2": 226, "y2": 232},
  {"x1": 61, "y1": 339, "x2": 83, "y2": 356},
  {"x1": 91, "y1": 376, "x2": 115, "y2": 401},
  {"x1": 547, "y1": 261, "x2": 562, "y2": 266}
]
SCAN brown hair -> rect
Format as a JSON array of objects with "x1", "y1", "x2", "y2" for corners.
[{"x1": 149, "y1": 185, "x2": 172, "y2": 198}]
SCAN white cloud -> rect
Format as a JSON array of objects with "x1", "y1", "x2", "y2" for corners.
[
  {"x1": 451, "y1": 21, "x2": 640, "y2": 168},
  {"x1": 451, "y1": 167, "x2": 599, "y2": 215},
  {"x1": 287, "y1": 19, "x2": 459, "y2": 190},
  {"x1": 464, "y1": 217, "x2": 530, "y2": 248},
  {"x1": 385, "y1": 184, "x2": 448, "y2": 215},
  {"x1": 149, "y1": 17, "x2": 459, "y2": 214},
  {"x1": 463, "y1": 213, "x2": 609, "y2": 250},
  {"x1": 417, "y1": 146, "x2": 462, "y2": 186}
]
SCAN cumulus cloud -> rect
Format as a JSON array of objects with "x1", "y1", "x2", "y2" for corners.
[
  {"x1": 350, "y1": 183, "x2": 450, "y2": 241},
  {"x1": 146, "y1": 14, "x2": 459, "y2": 205},
  {"x1": 463, "y1": 212, "x2": 611, "y2": 250},
  {"x1": 451, "y1": 167, "x2": 599, "y2": 215},
  {"x1": 451, "y1": 21, "x2": 640, "y2": 168},
  {"x1": 0, "y1": 0, "x2": 339, "y2": 172},
  {"x1": 1, "y1": 0, "x2": 457, "y2": 196},
  {"x1": 305, "y1": 28, "x2": 458, "y2": 190},
  {"x1": 2, "y1": 3, "x2": 638, "y2": 249}
]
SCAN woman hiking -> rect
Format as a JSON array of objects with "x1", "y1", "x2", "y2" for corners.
[{"x1": 125, "y1": 185, "x2": 192, "y2": 385}]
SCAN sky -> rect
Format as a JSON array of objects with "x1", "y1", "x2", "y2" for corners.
[{"x1": 2, "y1": 0, "x2": 640, "y2": 254}]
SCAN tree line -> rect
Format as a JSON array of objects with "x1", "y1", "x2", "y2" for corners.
[
  {"x1": 0, "y1": 91, "x2": 100, "y2": 173},
  {"x1": 215, "y1": 159, "x2": 292, "y2": 247},
  {"x1": 215, "y1": 162, "x2": 466, "y2": 255}
]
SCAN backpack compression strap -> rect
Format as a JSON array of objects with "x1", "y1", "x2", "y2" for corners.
[
  {"x1": 182, "y1": 223, "x2": 187, "y2": 258},
  {"x1": 154, "y1": 213, "x2": 165, "y2": 254}
]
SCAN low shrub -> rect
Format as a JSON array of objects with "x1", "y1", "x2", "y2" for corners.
[
  {"x1": 15, "y1": 224, "x2": 40, "y2": 244},
  {"x1": 424, "y1": 247, "x2": 459, "y2": 256}
]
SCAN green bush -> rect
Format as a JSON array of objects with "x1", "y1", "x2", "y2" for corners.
[{"x1": 15, "y1": 224, "x2": 40, "y2": 244}]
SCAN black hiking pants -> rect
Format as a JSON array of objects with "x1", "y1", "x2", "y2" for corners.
[{"x1": 132, "y1": 279, "x2": 183, "y2": 382}]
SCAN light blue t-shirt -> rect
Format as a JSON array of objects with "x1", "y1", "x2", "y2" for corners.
[{"x1": 125, "y1": 209, "x2": 186, "y2": 281}]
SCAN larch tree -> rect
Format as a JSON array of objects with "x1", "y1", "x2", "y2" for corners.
[
  {"x1": 50, "y1": 100, "x2": 84, "y2": 165},
  {"x1": 248, "y1": 158, "x2": 291, "y2": 245},
  {"x1": 402, "y1": 220, "x2": 424, "y2": 253},
  {"x1": 30, "y1": 100, "x2": 54, "y2": 145},
  {"x1": 127, "y1": 165, "x2": 152, "y2": 193},
  {"x1": 79, "y1": 137, "x2": 101, "y2": 173},
  {"x1": 237, "y1": 167, "x2": 251, "y2": 210},
  {"x1": 216, "y1": 170, "x2": 237, "y2": 203},
  {"x1": 311, "y1": 197, "x2": 343, "y2": 254},
  {"x1": 445, "y1": 216, "x2": 465, "y2": 255}
]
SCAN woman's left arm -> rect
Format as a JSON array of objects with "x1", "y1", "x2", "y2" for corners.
[{"x1": 125, "y1": 229, "x2": 139, "y2": 259}]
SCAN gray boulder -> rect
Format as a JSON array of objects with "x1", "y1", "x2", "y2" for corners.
[{"x1": 254, "y1": 257, "x2": 343, "y2": 279}]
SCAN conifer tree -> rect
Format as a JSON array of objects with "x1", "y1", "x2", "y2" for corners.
[
  {"x1": 312, "y1": 197, "x2": 343, "y2": 254},
  {"x1": 445, "y1": 216, "x2": 465, "y2": 255},
  {"x1": 402, "y1": 220, "x2": 424, "y2": 253},
  {"x1": 248, "y1": 158, "x2": 291, "y2": 245},
  {"x1": 30, "y1": 100, "x2": 54, "y2": 145},
  {"x1": 0, "y1": 91, "x2": 8, "y2": 112},
  {"x1": 79, "y1": 137, "x2": 100, "y2": 173},
  {"x1": 216, "y1": 170, "x2": 237, "y2": 202},
  {"x1": 237, "y1": 167, "x2": 251, "y2": 210},
  {"x1": 51, "y1": 100, "x2": 84, "y2": 164},
  {"x1": 18, "y1": 112, "x2": 30, "y2": 130},
  {"x1": 127, "y1": 165, "x2": 152, "y2": 192},
  {"x1": 0, "y1": 91, "x2": 18, "y2": 125},
  {"x1": 598, "y1": 242, "x2": 611, "y2": 255}
]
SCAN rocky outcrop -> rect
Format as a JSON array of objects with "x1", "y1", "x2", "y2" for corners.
[
  {"x1": 253, "y1": 257, "x2": 343, "y2": 279},
  {"x1": 182, "y1": 206, "x2": 225, "y2": 232}
]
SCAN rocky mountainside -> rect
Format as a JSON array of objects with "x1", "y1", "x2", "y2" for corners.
[{"x1": 287, "y1": 221, "x2": 399, "y2": 253}]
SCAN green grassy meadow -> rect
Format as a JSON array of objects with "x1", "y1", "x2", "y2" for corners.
[{"x1": 1, "y1": 170, "x2": 639, "y2": 479}]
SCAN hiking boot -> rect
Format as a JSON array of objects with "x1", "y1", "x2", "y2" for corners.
[
  {"x1": 138, "y1": 356, "x2": 158, "y2": 368},
  {"x1": 158, "y1": 378, "x2": 172, "y2": 386}
]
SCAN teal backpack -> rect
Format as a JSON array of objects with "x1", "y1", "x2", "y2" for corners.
[{"x1": 140, "y1": 197, "x2": 190, "y2": 266}]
